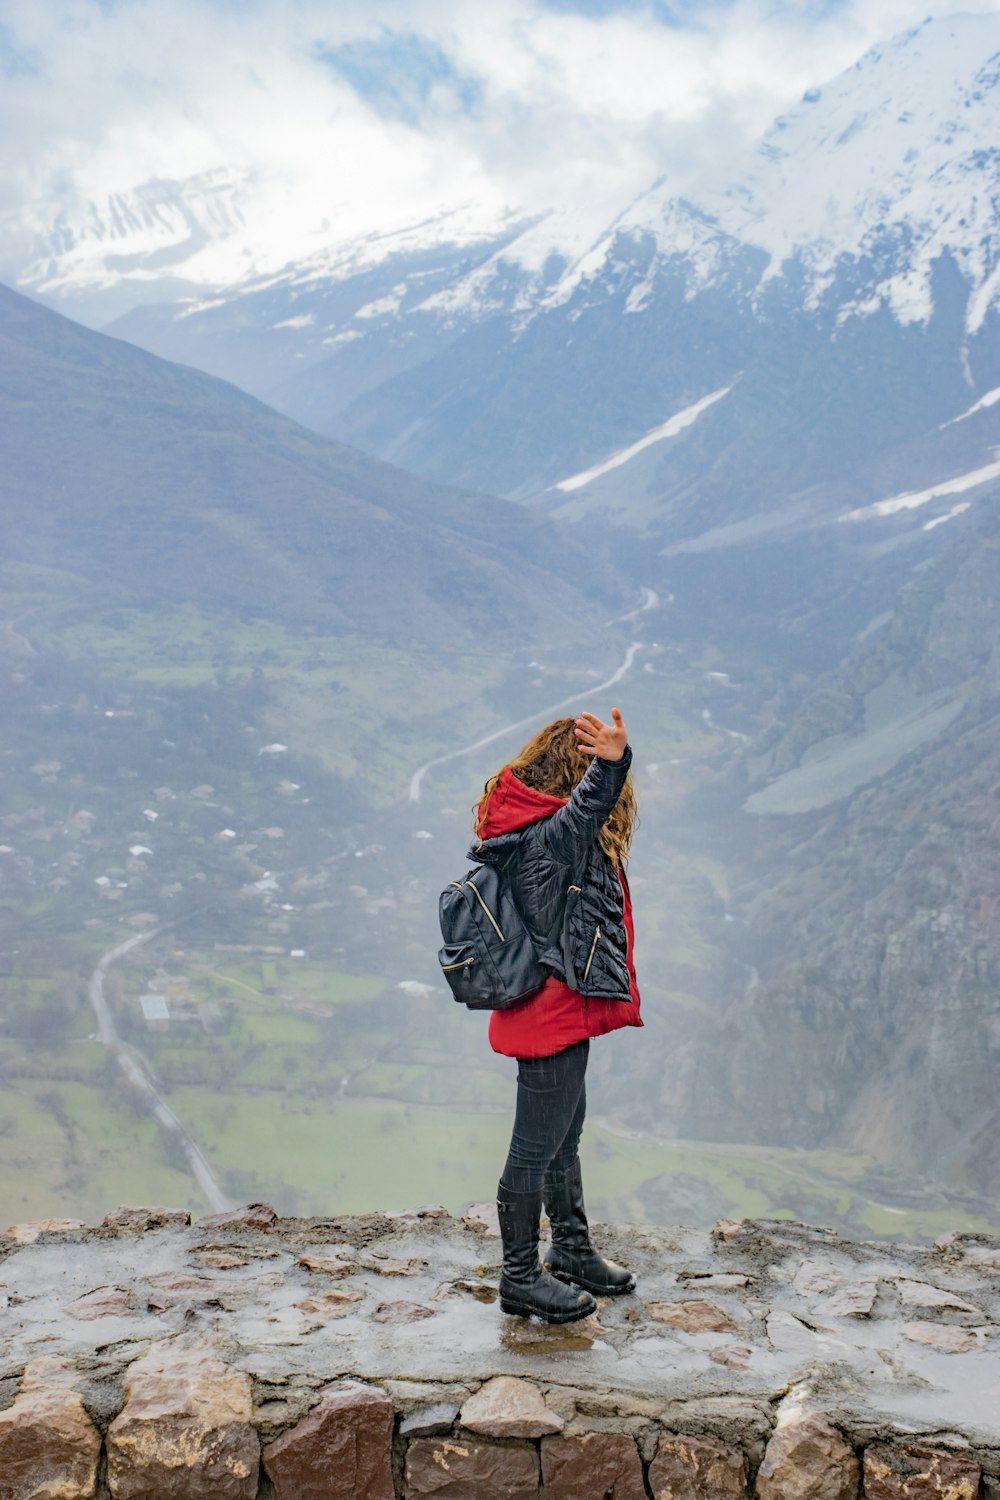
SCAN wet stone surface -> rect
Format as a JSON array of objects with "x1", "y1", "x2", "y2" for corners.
[
  {"x1": 541, "y1": 1431, "x2": 646, "y2": 1500},
  {"x1": 647, "y1": 1430, "x2": 749, "y2": 1500},
  {"x1": 0, "y1": 1359, "x2": 102, "y2": 1500},
  {"x1": 0, "y1": 1211, "x2": 999, "y2": 1497},
  {"x1": 262, "y1": 1380, "x2": 394, "y2": 1500},
  {"x1": 756, "y1": 1405, "x2": 860, "y2": 1500},
  {"x1": 863, "y1": 1443, "x2": 983, "y2": 1499}
]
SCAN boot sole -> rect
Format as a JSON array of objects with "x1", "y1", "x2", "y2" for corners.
[
  {"x1": 499, "y1": 1295, "x2": 596, "y2": 1323},
  {"x1": 546, "y1": 1264, "x2": 637, "y2": 1297}
]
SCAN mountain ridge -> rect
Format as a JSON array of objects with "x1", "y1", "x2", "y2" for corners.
[
  {"x1": 0, "y1": 280, "x2": 629, "y2": 646},
  {"x1": 77, "y1": 13, "x2": 1000, "y2": 533}
]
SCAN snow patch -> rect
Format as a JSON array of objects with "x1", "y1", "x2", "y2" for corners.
[
  {"x1": 941, "y1": 386, "x2": 1000, "y2": 428},
  {"x1": 355, "y1": 285, "x2": 407, "y2": 320},
  {"x1": 840, "y1": 458, "x2": 1000, "y2": 521},
  {"x1": 923, "y1": 501, "x2": 971, "y2": 531},
  {"x1": 552, "y1": 386, "x2": 732, "y2": 493}
]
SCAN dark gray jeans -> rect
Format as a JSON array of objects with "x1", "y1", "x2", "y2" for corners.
[{"x1": 500, "y1": 1039, "x2": 590, "y2": 1195}]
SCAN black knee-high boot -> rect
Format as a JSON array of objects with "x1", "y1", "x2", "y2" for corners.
[
  {"x1": 497, "y1": 1183, "x2": 597, "y2": 1322},
  {"x1": 543, "y1": 1158, "x2": 636, "y2": 1296}
]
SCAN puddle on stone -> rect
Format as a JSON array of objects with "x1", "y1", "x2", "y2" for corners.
[
  {"x1": 499, "y1": 1314, "x2": 603, "y2": 1353},
  {"x1": 449, "y1": 1280, "x2": 499, "y2": 1304}
]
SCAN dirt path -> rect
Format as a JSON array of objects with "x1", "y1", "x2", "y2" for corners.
[{"x1": 408, "y1": 640, "x2": 644, "y2": 801}]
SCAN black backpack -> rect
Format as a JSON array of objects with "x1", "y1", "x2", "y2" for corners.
[{"x1": 438, "y1": 861, "x2": 547, "y2": 1009}]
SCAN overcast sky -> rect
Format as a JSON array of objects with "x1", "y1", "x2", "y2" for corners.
[{"x1": 2, "y1": 0, "x2": 999, "y2": 287}]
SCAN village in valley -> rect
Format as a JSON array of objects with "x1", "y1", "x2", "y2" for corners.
[{"x1": 2, "y1": 611, "x2": 996, "y2": 1244}]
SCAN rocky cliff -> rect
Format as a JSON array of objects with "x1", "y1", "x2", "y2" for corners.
[
  {"x1": 1, "y1": 1202, "x2": 998, "y2": 1498},
  {"x1": 671, "y1": 509, "x2": 1000, "y2": 1203}
]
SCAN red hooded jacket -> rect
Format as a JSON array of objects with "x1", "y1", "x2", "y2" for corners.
[{"x1": 478, "y1": 768, "x2": 643, "y2": 1059}]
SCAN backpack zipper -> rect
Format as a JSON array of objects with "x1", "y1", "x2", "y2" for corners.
[
  {"x1": 464, "y1": 878, "x2": 505, "y2": 941},
  {"x1": 583, "y1": 925, "x2": 601, "y2": 982},
  {"x1": 441, "y1": 956, "x2": 475, "y2": 971}
]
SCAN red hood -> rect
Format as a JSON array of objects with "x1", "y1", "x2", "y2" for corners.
[{"x1": 477, "y1": 767, "x2": 567, "y2": 839}]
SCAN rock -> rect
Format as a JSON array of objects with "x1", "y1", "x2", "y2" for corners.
[
  {"x1": 62, "y1": 1284, "x2": 132, "y2": 1320},
  {"x1": 647, "y1": 1431, "x2": 748, "y2": 1499},
  {"x1": 962, "y1": 1246, "x2": 1000, "y2": 1268},
  {"x1": 106, "y1": 1347, "x2": 259, "y2": 1498},
  {"x1": 540, "y1": 1432, "x2": 646, "y2": 1500},
  {"x1": 3, "y1": 1219, "x2": 84, "y2": 1245},
  {"x1": 713, "y1": 1218, "x2": 746, "y2": 1240},
  {"x1": 146, "y1": 1271, "x2": 215, "y2": 1293},
  {"x1": 863, "y1": 1445, "x2": 981, "y2": 1499},
  {"x1": 195, "y1": 1251, "x2": 250, "y2": 1268},
  {"x1": 460, "y1": 1377, "x2": 563, "y2": 1439},
  {"x1": 196, "y1": 1202, "x2": 277, "y2": 1231},
  {"x1": 143, "y1": 1268, "x2": 283, "y2": 1303},
  {"x1": 401, "y1": 1404, "x2": 461, "y2": 1437},
  {"x1": 901, "y1": 1322, "x2": 986, "y2": 1353},
  {"x1": 826, "y1": 1282, "x2": 877, "y2": 1317},
  {"x1": 766, "y1": 1311, "x2": 825, "y2": 1356},
  {"x1": 360, "y1": 1252, "x2": 428, "y2": 1275},
  {"x1": 385, "y1": 1380, "x2": 473, "y2": 1411},
  {"x1": 404, "y1": 1437, "x2": 539, "y2": 1498},
  {"x1": 647, "y1": 1300, "x2": 738, "y2": 1334},
  {"x1": 104, "y1": 1206, "x2": 191, "y2": 1231},
  {"x1": 198, "y1": 1240, "x2": 282, "y2": 1260},
  {"x1": 709, "y1": 1345, "x2": 754, "y2": 1370},
  {"x1": 387, "y1": 1204, "x2": 450, "y2": 1220},
  {"x1": 238, "y1": 1306, "x2": 315, "y2": 1345},
  {"x1": 298, "y1": 1254, "x2": 358, "y2": 1277},
  {"x1": 0, "y1": 1368, "x2": 102, "y2": 1500},
  {"x1": 450, "y1": 1278, "x2": 498, "y2": 1303},
  {"x1": 794, "y1": 1261, "x2": 840, "y2": 1295},
  {"x1": 463, "y1": 1202, "x2": 501, "y2": 1236},
  {"x1": 371, "y1": 1300, "x2": 435, "y2": 1324},
  {"x1": 678, "y1": 1272, "x2": 751, "y2": 1289},
  {"x1": 893, "y1": 1279, "x2": 983, "y2": 1318},
  {"x1": 263, "y1": 1382, "x2": 394, "y2": 1500},
  {"x1": 296, "y1": 1289, "x2": 362, "y2": 1318},
  {"x1": 756, "y1": 1411, "x2": 859, "y2": 1500}
]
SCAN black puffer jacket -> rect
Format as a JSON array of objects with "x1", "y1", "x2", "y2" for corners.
[{"x1": 470, "y1": 747, "x2": 633, "y2": 1001}]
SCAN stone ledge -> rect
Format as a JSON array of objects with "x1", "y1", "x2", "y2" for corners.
[{"x1": 0, "y1": 1208, "x2": 998, "y2": 1497}]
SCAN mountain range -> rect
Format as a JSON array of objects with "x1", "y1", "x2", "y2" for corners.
[{"x1": 33, "y1": 13, "x2": 990, "y2": 561}]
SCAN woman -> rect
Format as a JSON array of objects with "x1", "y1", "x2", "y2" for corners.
[{"x1": 473, "y1": 705, "x2": 642, "y2": 1323}]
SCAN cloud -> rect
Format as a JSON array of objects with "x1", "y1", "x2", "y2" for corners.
[{"x1": 1, "y1": 0, "x2": 998, "y2": 293}]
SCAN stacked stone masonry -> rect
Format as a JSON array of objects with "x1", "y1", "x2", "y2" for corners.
[{"x1": 0, "y1": 1206, "x2": 998, "y2": 1498}]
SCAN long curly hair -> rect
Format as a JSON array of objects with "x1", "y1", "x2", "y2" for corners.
[{"x1": 475, "y1": 716, "x2": 636, "y2": 865}]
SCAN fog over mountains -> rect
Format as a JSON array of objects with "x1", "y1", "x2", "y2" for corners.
[
  {"x1": 63, "y1": 15, "x2": 997, "y2": 533},
  {"x1": 1, "y1": 10, "x2": 998, "y2": 1231}
]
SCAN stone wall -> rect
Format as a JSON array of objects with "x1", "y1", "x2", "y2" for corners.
[{"x1": 1, "y1": 1205, "x2": 998, "y2": 1499}]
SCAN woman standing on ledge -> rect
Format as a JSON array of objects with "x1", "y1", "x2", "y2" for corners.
[{"x1": 473, "y1": 706, "x2": 642, "y2": 1323}]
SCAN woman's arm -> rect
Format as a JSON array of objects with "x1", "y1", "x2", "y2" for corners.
[{"x1": 536, "y1": 708, "x2": 632, "y2": 868}]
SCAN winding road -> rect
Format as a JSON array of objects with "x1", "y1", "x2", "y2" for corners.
[
  {"x1": 408, "y1": 640, "x2": 644, "y2": 802},
  {"x1": 604, "y1": 586, "x2": 660, "y2": 627},
  {"x1": 87, "y1": 928, "x2": 230, "y2": 1213}
]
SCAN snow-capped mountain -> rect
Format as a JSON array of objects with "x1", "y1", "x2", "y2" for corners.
[
  {"x1": 447, "y1": 11, "x2": 1000, "y2": 333},
  {"x1": 1, "y1": 160, "x2": 518, "y2": 326},
  {"x1": 1, "y1": 169, "x2": 254, "y2": 321},
  {"x1": 28, "y1": 13, "x2": 1000, "y2": 548}
]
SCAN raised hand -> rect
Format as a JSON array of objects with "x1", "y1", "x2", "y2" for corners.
[{"x1": 574, "y1": 706, "x2": 628, "y2": 762}]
